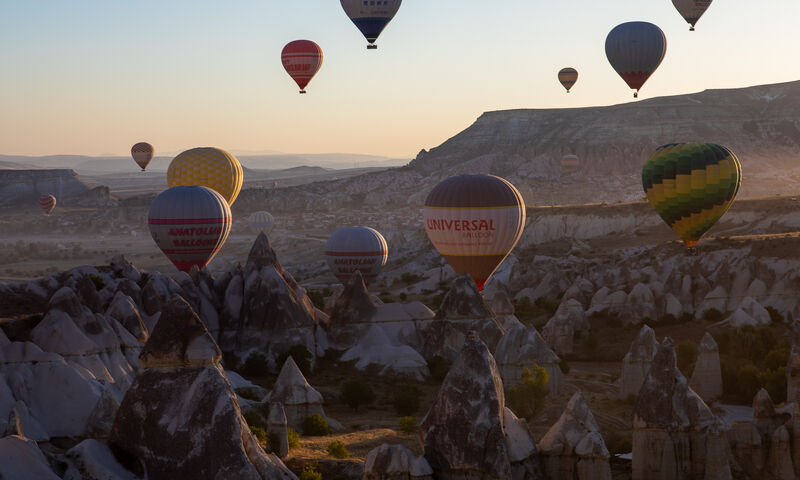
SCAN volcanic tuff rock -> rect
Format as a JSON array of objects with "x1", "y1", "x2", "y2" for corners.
[
  {"x1": 327, "y1": 270, "x2": 378, "y2": 350},
  {"x1": 632, "y1": 337, "x2": 731, "y2": 480},
  {"x1": 689, "y1": 332, "x2": 723, "y2": 404},
  {"x1": 542, "y1": 298, "x2": 587, "y2": 355},
  {"x1": 539, "y1": 391, "x2": 612, "y2": 480},
  {"x1": 109, "y1": 297, "x2": 297, "y2": 480},
  {"x1": 341, "y1": 324, "x2": 429, "y2": 381},
  {"x1": 420, "y1": 332, "x2": 540, "y2": 479},
  {"x1": 218, "y1": 232, "x2": 327, "y2": 369},
  {"x1": 0, "y1": 169, "x2": 92, "y2": 205},
  {"x1": 494, "y1": 323, "x2": 563, "y2": 393},
  {"x1": 0, "y1": 435, "x2": 61, "y2": 480},
  {"x1": 265, "y1": 356, "x2": 333, "y2": 432},
  {"x1": 620, "y1": 325, "x2": 659, "y2": 400},
  {"x1": 267, "y1": 402, "x2": 289, "y2": 459},
  {"x1": 362, "y1": 444, "x2": 433, "y2": 480},
  {"x1": 421, "y1": 274, "x2": 505, "y2": 363}
]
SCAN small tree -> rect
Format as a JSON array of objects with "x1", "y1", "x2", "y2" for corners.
[
  {"x1": 326, "y1": 440, "x2": 350, "y2": 459},
  {"x1": 302, "y1": 414, "x2": 330, "y2": 436},
  {"x1": 398, "y1": 416, "x2": 417, "y2": 433},
  {"x1": 299, "y1": 464, "x2": 322, "y2": 480},
  {"x1": 340, "y1": 379, "x2": 376, "y2": 411},
  {"x1": 240, "y1": 352, "x2": 270, "y2": 378},
  {"x1": 277, "y1": 345, "x2": 313, "y2": 376},
  {"x1": 393, "y1": 384, "x2": 421, "y2": 416},
  {"x1": 287, "y1": 428, "x2": 300, "y2": 450},
  {"x1": 506, "y1": 365, "x2": 549, "y2": 419}
]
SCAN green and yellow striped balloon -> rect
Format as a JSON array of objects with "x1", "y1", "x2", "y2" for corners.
[{"x1": 642, "y1": 143, "x2": 741, "y2": 248}]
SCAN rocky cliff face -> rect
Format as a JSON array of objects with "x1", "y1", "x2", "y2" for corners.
[{"x1": 0, "y1": 169, "x2": 94, "y2": 205}]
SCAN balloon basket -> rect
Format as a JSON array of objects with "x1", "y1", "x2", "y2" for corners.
[
  {"x1": 299, "y1": 90, "x2": 306, "y2": 94},
  {"x1": 367, "y1": 44, "x2": 377, "y2": 50},
  {"x1": 686, "y1": 247, "x2": 698, "y2": 257},
  {"x1": 633, "y1": 92, "x2": 638, "y2": 98},
  {"x1": 690, "y1": 27, "x2": 695, "y2": 31}
]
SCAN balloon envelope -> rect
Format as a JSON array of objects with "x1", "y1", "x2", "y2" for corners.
[
  {"x1": 248, "y1": 211, "x2": 276, "y2": 236},
  {"x1": 642, "y1": 142, "x2": 741, "y2": 248},
  {"x1": 558, "y1": 68, "x2": 578, "y2": 92},
  {"x1": 340, "y1": 0, "x2": 401, "y2": 48},
  {"x1": 131, "y1": 142, "x2": 154, "y2": 171},
  {"x1": 39, "y1": 194, "x2": 56, "y2": 215},
  {"x1": 167, "y1": 147, "x2": 243, "y2": 206},
  {"x1": 325, "y1": 226, "x2": 388, "y2": 286},
  {"x1": 562, "y1": 154, "x2": 580, "y2": 174},
  {"x1": 423, "y1": 175, "x2": 526, "y2": 290},
  {"x1": 605, "y1": 22, "x2": 667, "y2": 97},
  {"x1": 148, "y1": 186, "x2": 232, "y2": 272},
  {"x1": 672, "y1": 0, "x2": 712, "y2": 30},
  {"x1": 282, "y1": 40, "x2": 323, "y2": 93}
]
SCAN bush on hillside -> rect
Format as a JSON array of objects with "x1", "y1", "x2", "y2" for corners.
[
  {"x1": 326, "y1": 440, "x2": 350, "y2": 459},
  {"x1": 393, "y1": 384, "x2": 421, "y2": 417},
  {"x1": 302, "y1": 414, "x2": 330, "y2": 436},
  {"x1": 506, "y1": 365, "x2": 549, "y2": 419},
  {"x1": 240, "y1": 352, "x2": 270, "y2": 378},
  {"x1": 277, "y1": 345, "x2": 313, "y2": 376},
  {"x1": 340, "y1": 379, "x2": 375, "y2": 411}
]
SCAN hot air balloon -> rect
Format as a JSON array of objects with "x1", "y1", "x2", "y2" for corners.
[
  {"x1": 282, "y1": 40, "x2": 323, "y2": 94},
  {"x1": 605, "y1": 22, "x2": 667, "y2": 98},
  {"x1": 248, "y1": 211, "x2": 276, "y2": 236},
  {"x1": 324, "y1": 226, "x2": 388, "y2": 286},
  {"x1": 39, "y1": 194, "x2": 56, "y2": 215},
  {"x1": 131, "y1": 142, "x2": 154, "y2": 171},
  {"x1": 167, "y1": 147, "x2": 243, "y2": 206},
  {"x1": 340, "y1": 0, "x2": 402, "y2": 49},
  {"x1": 672, "y1": 0, "x2": 712, "y2": 31},
  {"x1": 562, "y1": 154, "x2": 580, "y2": 174},
  {"x1": 148, "y1": 186, "x2": 232, "y2": 272},
  {"x1": 558, "y1": 68, "x2": 579, "y2": 93},
  {"x1": 423, "y1": 175, "x2": 526, "y2": 291},
  {"x1": 642, "y1": 143, "x2": 741, "y2": 250}
]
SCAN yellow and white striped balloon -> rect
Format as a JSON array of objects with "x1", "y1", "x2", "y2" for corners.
[{"x1": 248, "y1": 211, "x2": 276, "y2": 236}]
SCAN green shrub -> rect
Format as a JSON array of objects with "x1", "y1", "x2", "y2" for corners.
[
  {"x1": 675, "y1": 340, "x2": 697, "y2": 377},
  {"x1": 302, "y1": 414, "x2": 331, "y2": 436},
  {"x1": 307, "y1": 290, "x2": 325, "y2": 310},
  {"x1": 240, "y1": 352, "x2": 271, "y2": 378},
  {"x1": 287, "y1": 428, "x2": 300, "y2": 450},
  {"x1": 760, "y1": 366, "x2": 787, "y2": 404},
  {"x1": 559, "y1": 358, "x2": 570, "y2": 375},
  {"x1": 765, "y1": 306, "x2": 784, "y2": 324},
  {"x1": 764, "y1": 340, "x2": 790, "y2": 370},
  {"x1": 299, "y1": 464, "x2": 322, "y2": 480},
  {"x1": 580, "y1": 331, "x2": 598, "y2": 352},
  {"x1": 87, "y1": 274, "x2": 105, "y2": 290},
  {"x1": 399, "y1": 292, "x2": 408, "y2": 301},
  {"x1": 277, "y1": 345, "x2": 313, "y2": 376},
  {"x1": 400, "y1": 272, "x2": 422, "y2": 284},
  {"x1": 341, "y1": 379, "x2": 376, "y2": 411},
  {"x1": 243, "y1": 410, "x2": 263, "y2": 428},
  {"x1": 326, "y1": 440, "x2": 350, "y2": 459},
  {"x1": 431, "y1": 293, "x2": 445, "y2": 309},
  {"x1": 506, "y1": 365, "x2": 549, "y2": 419},
  {"x1": 701, "y1": 308, "x2": 724, "y2": 322},
  {"x1": 534, "y1": 297, "x2": 559, "y2": 317},
  {"x1": 678, "y1": 313, "x2": 694, "y2": 324},
  {"x1": 268, "y1": 432, "x2": 280, "y2": 453},
  {"x1": 250, "y1": 426, "x2": 267, "y2": 445},
  {"x1": 398, "y1": 416, "x2": 417, "y2": 433},
  {"x1": 428, "y1": 356, "x2": 451, "y2": 383},
  {"x1": 604, "y1": 430, "x2": 632, "y2": 455},
  {"x1": 393, "y1": 385, "x2": 421, "y2": 416}
]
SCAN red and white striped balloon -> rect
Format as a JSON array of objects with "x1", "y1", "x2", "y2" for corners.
[{"x1": 281, "y1": 40, "x2": 323, "y2": 94}]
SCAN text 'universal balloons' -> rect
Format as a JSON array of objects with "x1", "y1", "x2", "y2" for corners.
[
  {"x1": 131, "y1": 142, "x2": 154, "y2": 171},
  {"x1": 340, "y1": 0, "x2": 402, "y2": 49},
  {"x1": 423, "y1": 175, "x2": 526, "y2": 291},
  {"x1": 39, "y1": 194, "x2": 56, "y2": 215},
  {"x1": 605, "y1": 22, "x2": 667, "y2": 98},
  {"x1": 642, "y1": 143, "x2": 741, "y2": 249},
  {"x1": 148, "y1": 186, "x2": 232, "y2": 272},
  {"x1": 325, "y1": 226, "x2": 388, "y2": 286},
  {"x1": 282, "y1": 40, "x2": 323, "y2": 94},
  {"x1": 558, "y1": 68, "x2": 579, "y2": 93},
  {"x1": 248, "y1": 211, "x2": 276, "y2": 236},
  {"x1": 167, "y1": 147, "x2": 243, "y2": 206},
  {"x1": 672, "y1": 0, "x2": 712, "y2": 31}
]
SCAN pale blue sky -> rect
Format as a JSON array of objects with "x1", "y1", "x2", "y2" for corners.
[{"x1": 1, "y1": 1, "x2": 798, "y2": 159}]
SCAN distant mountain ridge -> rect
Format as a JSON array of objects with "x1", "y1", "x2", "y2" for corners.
[{"x1": 234, "y1": 80, "x2": 800, "y2": 213}]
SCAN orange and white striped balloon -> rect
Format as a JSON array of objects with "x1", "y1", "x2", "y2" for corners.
[
  {"x1": 39, "y1": 194, "x2": 56, "y2": 215},
  {"x1": 423, "y1": 175, "x2": 526, "y2": 290},
  {"x1": 281, "y1": 40, "x2": 323, "y2": 94}
]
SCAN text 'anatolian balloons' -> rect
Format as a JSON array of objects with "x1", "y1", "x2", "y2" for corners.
[
  {"x1": 423, "y1": 174, "x2": 526, "y2": 290},
  {"x1": 325, "y1": 226, "x2": 388, "y2": 286},
  {"x1": 605, "y1": 21, "x2": 667, "y2": 98},
  {"x1": 167, "y1": 147, "x2": 243, "y2": 206},
  {"x1": 642, "y1": 142, "x2": 741, "y2": 248},
  {"x1": 148, "y1": 186, "x2": 232, "y2": 272},
  {"x1": 131, "y1": 142, "x2": 154, "y2": 171},
  {"x1": 282, "y1": 40, "x2": 323, "y2": 94}
]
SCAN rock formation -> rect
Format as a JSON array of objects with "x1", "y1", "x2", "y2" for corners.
[
  {"x1": 109, "y1": 297, "x2": 297, "y2": 480},
  {"x1": 689, "y1": 332, "x2": 723, "y2": 404},
  {"x1": 0, "y1": 435, "x2": 61, "y2": 479},
  {"x1": 421, "y1": 274, "x2": 505, "y2": 363},
  {"x1": 539, "y1": 391, "x2": 612, "y2": 480},
  {"x1": 327, "y1": 270, "x2": 378, "y2": 349},
  {"x1": 632, "y1": 338, "x2": 731, "y2": 480},
  {"x1": 341, "y1": 324, "x2": 429, "y2": 381},
  {"x1": 265, "y1": 356, "x2": 331, "y2": 432},
  {"x1": 420, "y1": 332, "x2": 540, "y2": 479},
  {"x1": 620, "y1": 325, "x2": 659, "y2": 400},
  {"x1": 494, "y1": 323, "x2": 563, "y2": 393},
  {"x1": 267, "y1": 403, "x2": 289, "y2": 459},
  {"x1": 542, "y1": 298, "x2": 587, "y2": 355},
  {"x1": 363, "y1": 444, "x2": 433, "y2": 480}
]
